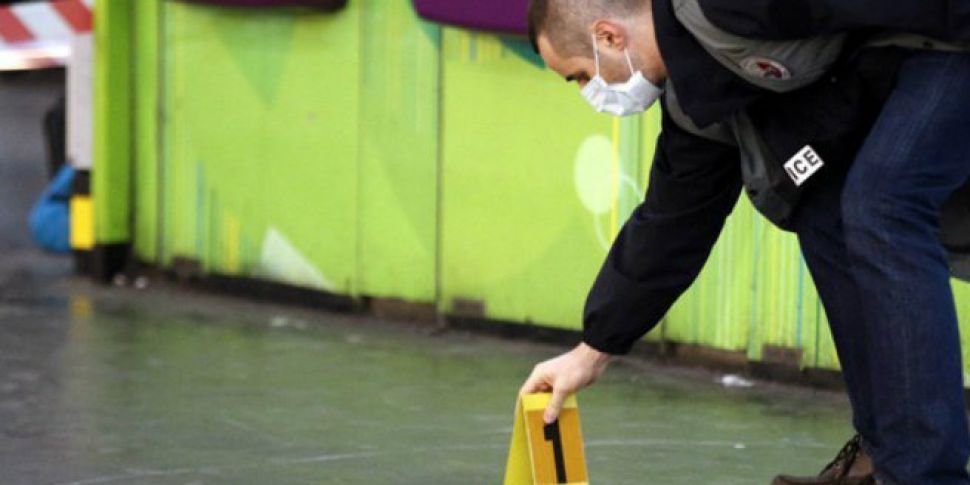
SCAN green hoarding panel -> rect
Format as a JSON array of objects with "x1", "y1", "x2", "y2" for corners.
[
  {"x1": 133, "y1": 0, "x2": 162, "y2": 262},
  {"x1": 439, "y1": 29, "x2": 656, "y2": 329},
  {"x1": 93, "y1": 0, "x2": 132, "y2": 245},
  {"x1": 357, "y1": 2, "x2": 439, "y2": 302},
  {"x1": 161, "y1": 2, "x2": 361, "y2": 294}
]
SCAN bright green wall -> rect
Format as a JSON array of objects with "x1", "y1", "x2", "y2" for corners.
[
  {"x1": 93, "y1": 0, "x2": 132, "y2": 244},
  {"x1": 358, "y1": 2, "x2": 440, "y2": 301},
  {"x1": 115, "y1": 1, "x2": 970, "y2": 377},
  {"x1": 438, "y1": 30, "x2": 656, "y2": 328},
  {"x1": 133, "y1": 0, "x2": 162, "y2": 262},
  {"x1": 162, "y1": 2, "x2": 363, "y2": 294}
]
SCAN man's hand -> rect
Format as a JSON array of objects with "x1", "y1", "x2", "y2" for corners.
[{"x1": 519, "y1": 342, "x2": 611, "y2": 424}]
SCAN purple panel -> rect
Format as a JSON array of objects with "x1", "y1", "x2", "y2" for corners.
[
  {"x1": 413, "y1": 0, "x2": 529, "y2": 35},
  {"x1": 179, "y1": 0, "x2": 347, "y2": 11}
]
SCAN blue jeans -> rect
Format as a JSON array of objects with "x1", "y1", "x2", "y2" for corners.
[{"x1": 792, "y1": 51, "x2": 970, "y2": 484}]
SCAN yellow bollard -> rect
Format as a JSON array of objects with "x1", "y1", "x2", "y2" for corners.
[
  {"x1": 504, "y1": 393, "x2": 589, "y2": 485},
  {"x1": 69, "y1": 195, "x2": 94, "y2": 251}
]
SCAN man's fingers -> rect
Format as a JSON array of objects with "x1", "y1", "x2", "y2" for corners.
[
  {"x1": 519, "y1": 365, "x2": 553, "y2": 396},
  {"x1": 519, "y1": 367, "x2": 540, "y2": 395},
  {"x1": 544, "y1": 387, "x2": 568, "y2": 424}
]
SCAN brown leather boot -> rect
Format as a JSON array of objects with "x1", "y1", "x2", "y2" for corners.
[{"x1": 772, "y1": 435, "x2": 875, "y2": 485}]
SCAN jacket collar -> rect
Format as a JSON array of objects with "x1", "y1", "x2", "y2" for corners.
[{"x1": 653, "y1": 0, "x2": 764, "y2": 127}]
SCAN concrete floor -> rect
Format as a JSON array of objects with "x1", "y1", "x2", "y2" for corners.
[{"x1": 0, "y1": 70, "x2": 858, "y2": 485}]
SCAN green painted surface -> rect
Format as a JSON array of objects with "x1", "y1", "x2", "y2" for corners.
[
  {"x1": 161, "y1": 2, "x2": 362, "y2": 293},
  {"x1": 677, "y1": 204, "x2": 831, "y2": 367},
  {"x1": 92, "y1": 0, "x2": 132, "y2": 244},
  {"x1": 954, "y1": 283, "x2": 970, "y2": 384},
  {"x1": 357, "y1": 3, "x2": 440, "y2": 302},
  {"x1": 439, "y1": 30, "x2": 653, "y2": 328},
  {"x1": 118, "y1": 2, "x2": 970, "y2": 378},
  {"x1": 133, "y1": 0, "x2": 162, "y2": 262}
]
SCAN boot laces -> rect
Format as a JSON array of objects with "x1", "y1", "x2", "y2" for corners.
[{"x1": 821, "y1": 434, "x2": 862, "y2": 479}]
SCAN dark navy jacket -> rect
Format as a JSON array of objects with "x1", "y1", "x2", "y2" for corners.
[
  {"x1": 699, "y1": 0, "x2": 970, "y2": 42},
  {"x1": 582, "y1": 0, "x2": 939, "y2": 354}
]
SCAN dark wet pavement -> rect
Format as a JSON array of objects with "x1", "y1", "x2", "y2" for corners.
[
  {"x1": 1, "y1": 280, "x2": 855, "y2": 485},
  {"x1": 0, "y1": 70, "x2": 855, "y2": 485}
]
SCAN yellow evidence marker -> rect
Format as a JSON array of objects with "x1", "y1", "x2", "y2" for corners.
[{"x1": 504, "y1": 393, "x2": 589, "y2": 485}]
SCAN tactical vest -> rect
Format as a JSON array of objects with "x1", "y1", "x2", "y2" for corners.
[{"x1": 666, "y1": 0, "x2": 970, "y2": 279}]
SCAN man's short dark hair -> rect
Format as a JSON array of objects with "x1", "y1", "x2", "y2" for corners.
[{"x1": 528, "y1": 0, "x2": 648, "y2": 56}]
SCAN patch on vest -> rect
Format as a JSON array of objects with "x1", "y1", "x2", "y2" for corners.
[
  {"x1": 785, "y1": 146, "x2": 825, "y2": 186},
  {"x1": 740, "y1": 57, "x2": 792, "y2": 80}
]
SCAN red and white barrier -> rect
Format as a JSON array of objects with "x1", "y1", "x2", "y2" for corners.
[{"x1": 0, "y1": 0, "x2": 93, "y2": 70}]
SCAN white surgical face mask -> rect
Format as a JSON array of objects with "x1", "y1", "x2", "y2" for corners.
[{"x1": 581, "y1": 37, "x2": 663, "y2": 117}]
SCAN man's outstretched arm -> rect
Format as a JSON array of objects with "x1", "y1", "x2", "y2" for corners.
[
  {"x1": 521, "y1": 108, "x2": 743, "y2": 421},
  {"x1": 699, "y1": 0, "x2": 970, "y2": 42}
]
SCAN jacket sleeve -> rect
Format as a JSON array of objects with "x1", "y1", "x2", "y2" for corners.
[
  {"x1": 582, "y1": 109, "x2": 742, "y2": 355},
  {"x1": 698, "y1": 0, "x2": 970, "y2": 42}
]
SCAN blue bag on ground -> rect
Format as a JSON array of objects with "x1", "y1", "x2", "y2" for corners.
[{"x1": 28, "y1": 165, "x2": 74, "y2": 254}]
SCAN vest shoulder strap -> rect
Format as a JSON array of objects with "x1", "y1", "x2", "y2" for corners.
[
  {"x1": 672, "y1": 0, "x2": 848, "y2": 93},
  {"x1": 663, "y1": 83, "x2": 736, "y2": 145}
]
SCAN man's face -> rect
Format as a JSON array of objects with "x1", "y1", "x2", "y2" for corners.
[{"x1": 537, "y1": 32, "x2": 636, "y2": 90}]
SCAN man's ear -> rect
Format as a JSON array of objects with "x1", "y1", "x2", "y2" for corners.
[{"x1": 591, "y1": 20, "x2": 628, "y2": 51}]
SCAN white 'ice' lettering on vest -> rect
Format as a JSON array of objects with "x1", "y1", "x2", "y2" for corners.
[{"x1": 784, "y1": 146, "x2": 825, "y2": 186}]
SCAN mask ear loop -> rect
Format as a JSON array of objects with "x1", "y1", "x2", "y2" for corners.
[
  {"x1": 591, "y1": 33, "x2": 602, "y2": 77},
  {"x1": 623, "y1": 48, "x2": 636, "y2": 75}
]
